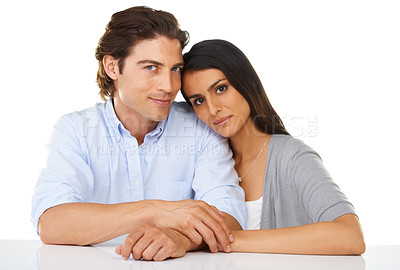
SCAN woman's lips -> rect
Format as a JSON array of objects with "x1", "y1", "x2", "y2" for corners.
[
  {"x1": 150, "y1": 98, "x2": 170, "y2": 106},
  {"x1": 214, "y1": 116, "x2": 232, "y2": 127}
]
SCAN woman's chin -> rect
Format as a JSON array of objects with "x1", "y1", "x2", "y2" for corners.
[{"x1": 211, "y1": 126, "x2": 237, "y2": 138}]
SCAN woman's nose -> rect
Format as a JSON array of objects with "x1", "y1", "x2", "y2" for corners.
[{"x1": 207, "y1": 100, "x2": 222, "y2": 115}]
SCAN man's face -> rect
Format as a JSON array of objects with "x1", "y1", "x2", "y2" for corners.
[{"x1": 113, "y1": 36, "x2": 183, "y2": 125}]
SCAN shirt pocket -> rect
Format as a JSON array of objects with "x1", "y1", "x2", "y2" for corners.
[{"x1": 147, "y1": 179, "x2": 194, "y2": 201}]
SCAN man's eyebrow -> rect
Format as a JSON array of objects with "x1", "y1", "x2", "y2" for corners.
[
  {"x1": 137, "y1": 60, "x2": 184, "y2": 67},
  {"x1": 137, "y1": 60, "x2": 164, "y2": 66},
  {"x1": 174, "y1": 62, "x2": 184, "y2": 67},
  {"x1": 188, "y1": 78, "x2": 227, "y2": 99}
]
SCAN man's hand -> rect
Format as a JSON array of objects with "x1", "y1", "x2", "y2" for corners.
[
  {"x1": 115, "y1": 224, "x2": 190, "y2": 261},
  {"x1": 152, "y1": 200, "x2": 233, "y2": 253}
]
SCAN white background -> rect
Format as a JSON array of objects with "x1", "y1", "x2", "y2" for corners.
[{"x1": 1, "y1": 0, "x2": 399, "y2": 244}]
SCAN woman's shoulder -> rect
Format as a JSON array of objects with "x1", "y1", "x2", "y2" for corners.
[
  {"x1": 270, "y1": 134, "x2": 310, "y2": 152},
  {"x1": 269, "y1": 134, "x2": 320, "y2": 162}
]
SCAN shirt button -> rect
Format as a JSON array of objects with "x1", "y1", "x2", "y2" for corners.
[
  {"x1": 135, "y1": 180, "x2": 141, "y2": 186},
  {"x1": 142, "y1": 144, "x2": 146, "y2": 149}
]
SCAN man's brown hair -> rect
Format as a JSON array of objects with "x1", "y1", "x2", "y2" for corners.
[{"x1": 95, "y1": 6, "x2": 189, "y2": 101}]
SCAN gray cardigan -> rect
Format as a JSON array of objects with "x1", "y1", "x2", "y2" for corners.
[{"x1": 260, "y1": 135, "x2": 356, "y2": 229}]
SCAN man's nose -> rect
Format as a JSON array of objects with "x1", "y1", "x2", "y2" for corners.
[{"x1": 157, "y1": 71, "x2": 174, "y2": 93}]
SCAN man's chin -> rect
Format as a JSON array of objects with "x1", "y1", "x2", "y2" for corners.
[{"x1": 150, "y1": 111, "x2": 170, "y2": 122}]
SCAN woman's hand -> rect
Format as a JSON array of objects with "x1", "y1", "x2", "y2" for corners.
[{"x1": 151, "y1": 200, "x2": 233, "y2": 253}]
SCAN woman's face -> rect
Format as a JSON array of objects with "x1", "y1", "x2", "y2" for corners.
[{"x1": 182, "y1": 69, "x2": 251, "y2": 138}]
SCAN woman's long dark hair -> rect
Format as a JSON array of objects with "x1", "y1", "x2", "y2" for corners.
[{"x1": 181, "y1": 39, "x2": 290, "y2": 135}]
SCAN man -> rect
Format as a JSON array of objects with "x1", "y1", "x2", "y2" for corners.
[{"x1": 31, "y1": 6, "x2": 246, "y2": 261}]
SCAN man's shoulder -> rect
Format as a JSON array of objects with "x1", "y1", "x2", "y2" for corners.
[
  {"x1": 169, "y1": 101, "x2": 195, "y2": 116},
  {"x1": 59, "y1": 102, "x2": 106, "y2": 124},
  {"x1": 164, "y1": 101, "x2": 223, "y2": 140},
  {"x1": 53, "y1": 102, "x2": 108, "y2": 139},
  {"x1": 167, "y1": 101, "x2": 199, "y2": 125}
]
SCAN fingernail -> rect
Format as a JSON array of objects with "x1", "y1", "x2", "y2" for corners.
[
  {"x1": 227, "y1": 245, "x2": 231, "y2": 252},
  {"x1": 229, "y1": 234, "x2": 234, "y2": 242}
]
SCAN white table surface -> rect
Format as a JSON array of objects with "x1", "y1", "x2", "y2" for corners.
[{"x1": 1, "y1": 239, "x2": 399, "y2": 270}]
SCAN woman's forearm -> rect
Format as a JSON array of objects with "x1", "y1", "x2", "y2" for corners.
[{"x1": 231, "y1": 214, "x2": 365, "y2": 255}]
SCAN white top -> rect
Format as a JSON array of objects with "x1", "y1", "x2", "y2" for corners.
[{"x1": 245, "y1": 196, "x2": 263, "y2": 230}]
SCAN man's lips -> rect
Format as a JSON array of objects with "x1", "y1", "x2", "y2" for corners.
[
  {"x1": 150, "y1": 98, "x2": 171, "y2": 106},
  {"x1": 213, "y1": 116, "x2": 232, "y2": 127}
]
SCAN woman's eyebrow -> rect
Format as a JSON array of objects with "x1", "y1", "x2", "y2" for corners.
[
  {"x1": 207, "y1": 78, "x2": 227, "y2": 91},
  {"x1": 188, "y1": 78, "x2": 227, "y2": 99},
  {"x1": 188, "y1": 93, "x2": 201, "y2": 99}
]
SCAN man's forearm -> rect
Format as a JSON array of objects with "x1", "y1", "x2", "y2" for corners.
[
  {"x1": 38, "y1": 199, "x2": 240, "y2": 251},
  {"x1": 38, "y1": 201, "x2": 156, "y2": 245}
]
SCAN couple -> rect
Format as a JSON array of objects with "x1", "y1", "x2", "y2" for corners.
[{"x1": 31, "y1": 6, "x2": 365, "y2": 261}]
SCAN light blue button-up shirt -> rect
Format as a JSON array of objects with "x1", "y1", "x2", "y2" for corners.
[{"x1": 31, "y1": 100, "x2": 246, "y2": 231}]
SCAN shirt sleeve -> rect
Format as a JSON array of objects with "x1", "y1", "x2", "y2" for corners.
[
  {"x1": 288, "y1": 139, "x2": 356, "y2": 223},
  {"x1": 31, "y1": 114, "x2": 94, "y2": 233},
  {"x1": 191, "y1": 124, "x2": 247, "y2": 229}
]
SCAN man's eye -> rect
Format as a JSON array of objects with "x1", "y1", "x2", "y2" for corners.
[
  {"x1": 172, "y1": 66, "x2": 182, "y2": 72},
  {"x1": 146, "y1": 65, "x2": 157, "y2": 71},
  {"x1": 194, "y1": 98, "x2": 204, "y2": 106},
  {"x1": 216, "y1": 85, "x2": 227, "y2": 93}
]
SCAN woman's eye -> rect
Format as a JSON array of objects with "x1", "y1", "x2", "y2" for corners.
[
  {"x1": 216, "y1": 85, "x2": 227, "y2": 94},
  {"x1": 194, "y1": 98, "x2": 204, "y2": 106},
  {"x1": 146, "y1": 65, "x2": 157, "y2": 71}
]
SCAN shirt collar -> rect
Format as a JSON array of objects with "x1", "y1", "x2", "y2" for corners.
[
  {"x1": 104, "y1": 98, "x2": 121, "y2": 129},
  {"x1": 148, "y1": 116, "x2": 167, "y2": 141}
]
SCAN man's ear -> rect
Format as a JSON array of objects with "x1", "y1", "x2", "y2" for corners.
[{"x1": 103, "y1": 55, "x2": 119, "y2": 80}]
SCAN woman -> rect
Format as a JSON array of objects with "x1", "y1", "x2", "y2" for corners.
[{"x1": 181, "y1": 39, "x2": 365, "y2": 255}]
